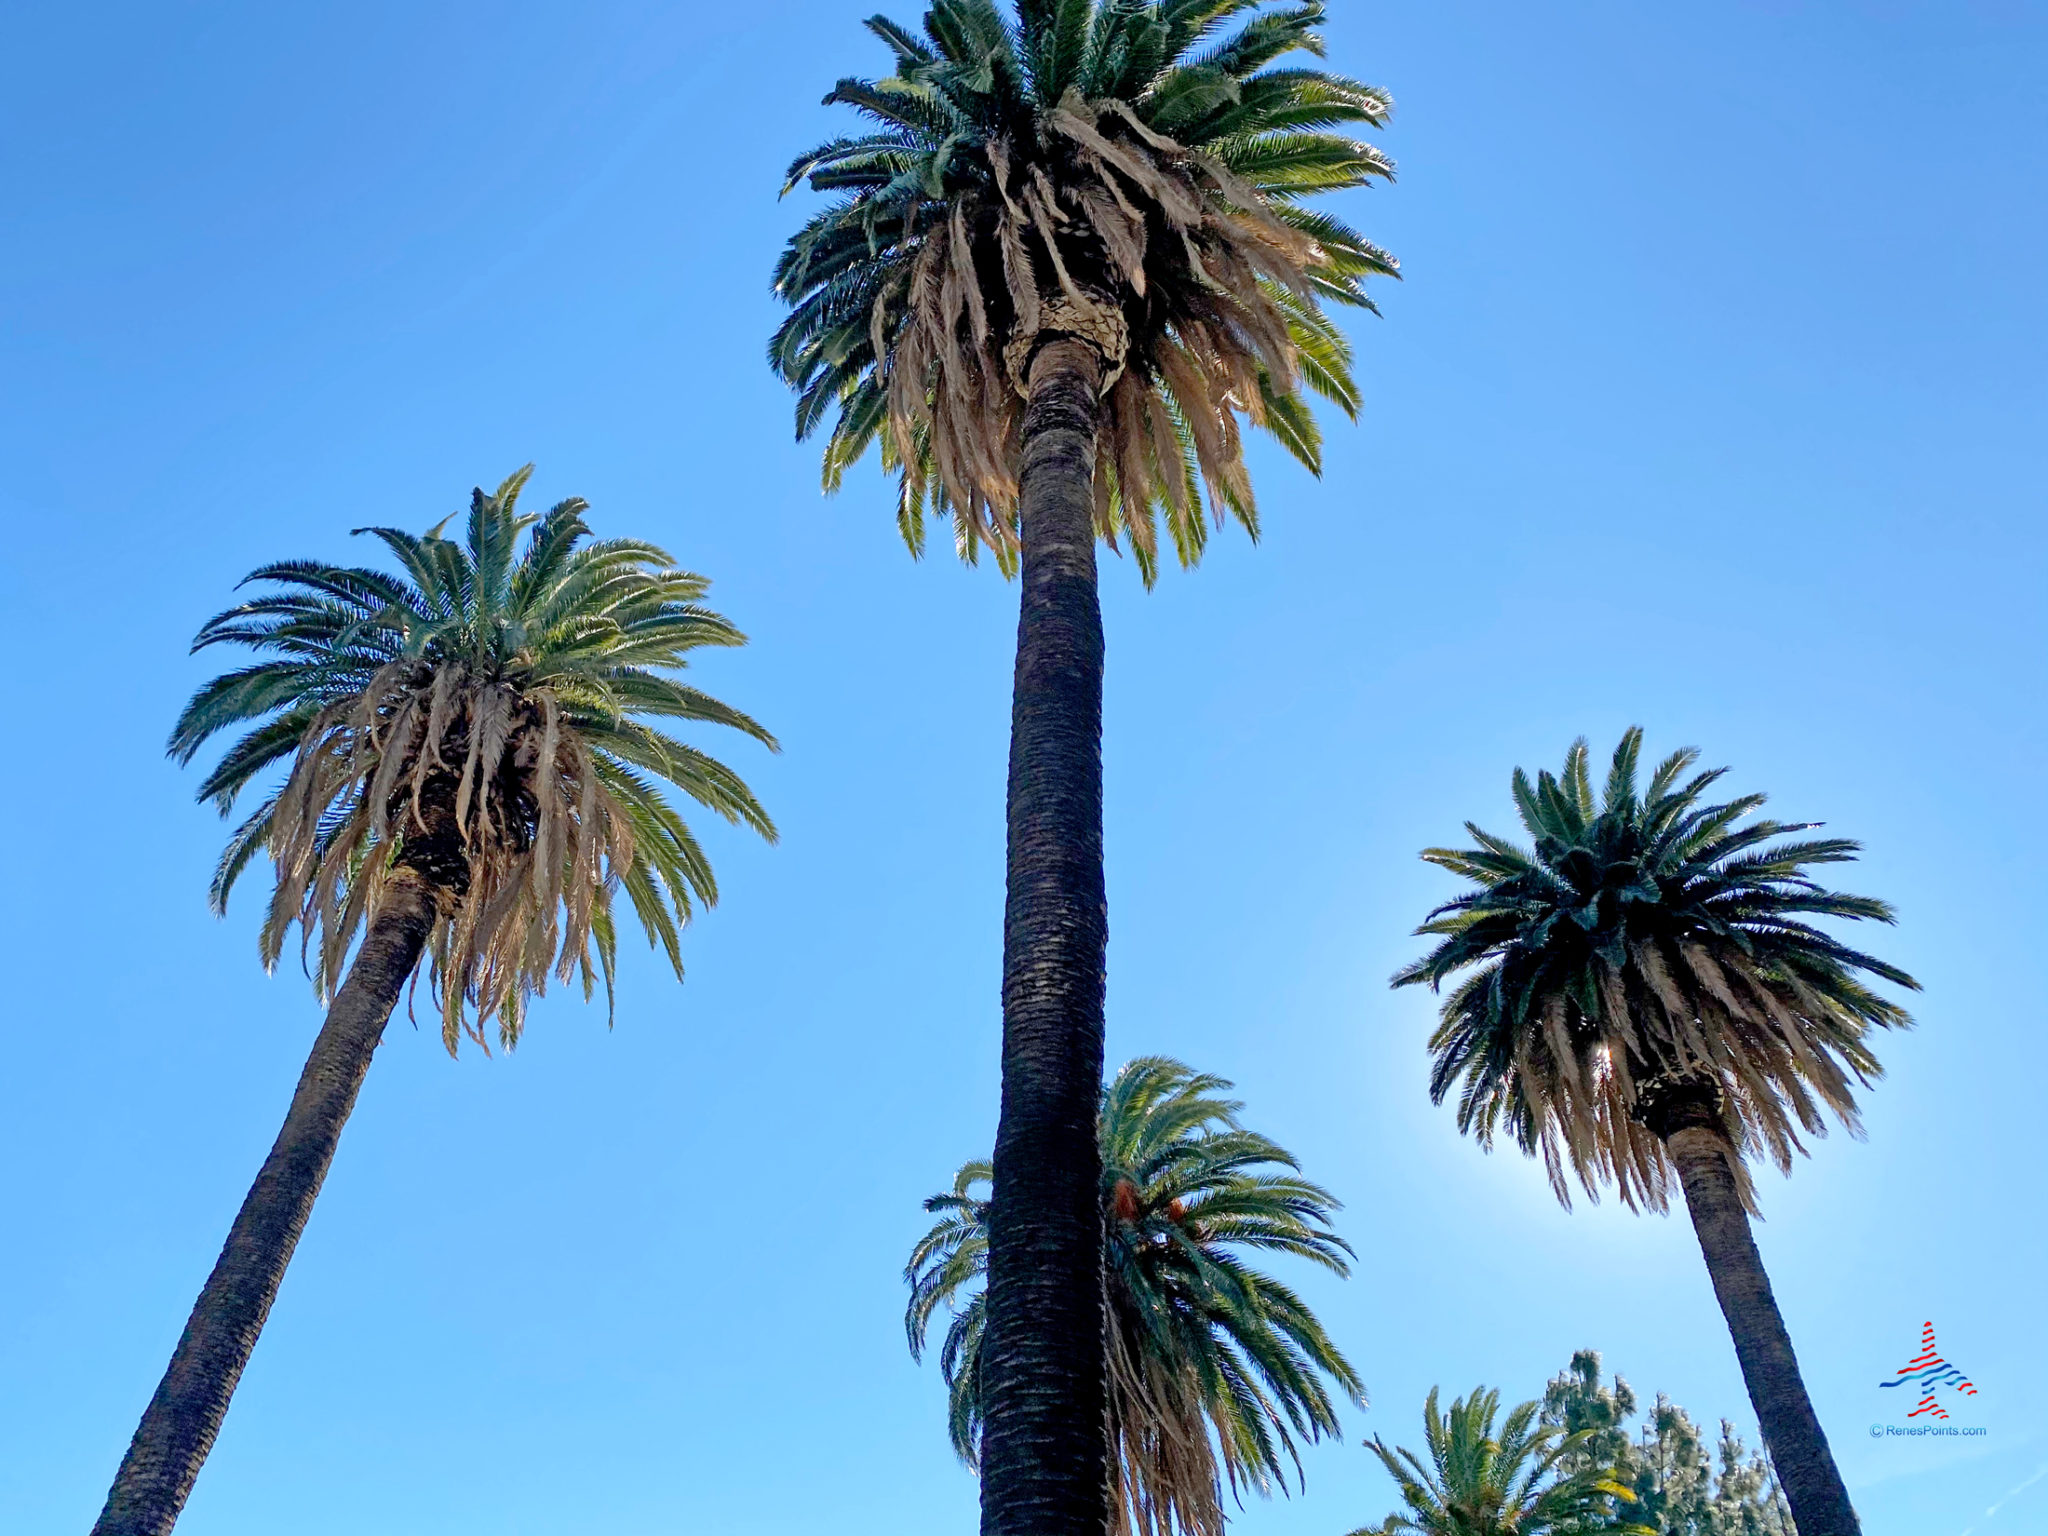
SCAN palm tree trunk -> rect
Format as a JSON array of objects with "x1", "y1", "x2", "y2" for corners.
[
  {"x1": 979, "y1": 336, "x2": 1112, "y2": 1536},
  {"x1": 92, "y1": 872, "x2": 438, "y2": 1536},
  {"x1": 1666, "y1": 1125, "x2": 1862, "y2": 1536}
]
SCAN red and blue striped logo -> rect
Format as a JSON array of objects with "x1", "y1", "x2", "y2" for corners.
[{"x1": 1878, "y1": 1321, "x2": 1977, "y2": 1419}]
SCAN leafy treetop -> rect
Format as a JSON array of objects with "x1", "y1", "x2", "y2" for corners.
[
  {"x1": 170, "y1": 467, "x2": 777, "y2": 1049},
  {"x1": 772, "y1": 0, "x2": 1396, "y2": 581}
]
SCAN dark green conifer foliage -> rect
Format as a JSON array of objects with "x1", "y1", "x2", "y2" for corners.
[{"x1": 1542, "y1": 1351, "x2": 1794, "y2": 1535}]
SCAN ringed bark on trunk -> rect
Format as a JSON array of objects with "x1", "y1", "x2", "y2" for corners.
[
  {"x1": 980, "y1": 336, "x2": 1113, "y2": 1536},
  {"x1": 91, "y1": 869, "x2": 440, "y2": 1536},
  {"x1": 1664, "y1": 1119, "x2": 1863, "y2": 1536}
]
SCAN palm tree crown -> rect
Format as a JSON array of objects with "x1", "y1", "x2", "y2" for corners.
[
  {"x1": 1352, "y1": 1386, "x2": 1648, "y2": 1536},
  {"x1": 1393, "y1": 728, "x2": 1917, "y2": 1211},
  {"x1": 906, "y1": 1056, "x2": 1363, "y2": 1536},
  {"x1": 772, "y1": 0, "x2": 1396, "y2": 578},
  {"x1": 169, "y1": 466, "x2": 777, "y2": 1049}
]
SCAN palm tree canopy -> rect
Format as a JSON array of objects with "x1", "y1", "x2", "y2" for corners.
[
  {"x1": 1352, "y1": 1385, "x2": 1649, "y2": 1536},
  {"x1": 169, "y1": 467, "x2": 778, "y2": 1049},
  {"x1": 906, "y1": 1056, "x2": 1363, "y2": 1536},
  {"x1": 772, "y1": 0, "x2": 1396, "y2": 581},
  {"x1": 1393, "y1": 728, "x2": 1918, "y2": 1212}
]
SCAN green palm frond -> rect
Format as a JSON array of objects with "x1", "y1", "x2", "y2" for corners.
[
  {"x1": 906, "y1": 1056, "x2": 1362, "y2": 1536},
  {"x1": 1352, "y1": 1385, "x2": 1652, "y2": 1536},
  {"x1": 169, "y1": 467, "x2": 778, "y2": 1050},
  {"x1": 1393, "y1": 727, "x2": 1918, "y2": 1212}
]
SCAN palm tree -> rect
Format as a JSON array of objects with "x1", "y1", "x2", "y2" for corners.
[
  {"x1": 1393, "y1": 729, "x2": 1917, "y2": 1536},
  {"x1": 1351, "y1": 1386, "x2": 1649, "y2": 1536},
  {"x1": 908, "y1": 1057, "x2": 1364, "y2": 1536},
  {"x1": 773, "y1": 9, "x2": 1394, "y2": 1528},
  {"x1": 93, "y1": 468, "x2": 777, "y2": 1536}
]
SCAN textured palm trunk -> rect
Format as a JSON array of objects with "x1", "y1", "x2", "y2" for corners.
[
  {"x1": 979, "y1": 337, "x2": 1113, "y2": 1536},
  {"x1": 92, "y1": 872, "x2": 438, "y2": 1536},
  {"x1": 1667, "y1": 1125, "x2": 1862, "y2": 1536}
]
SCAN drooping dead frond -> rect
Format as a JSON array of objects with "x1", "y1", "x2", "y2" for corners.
[
  {"x1": 775, "y1": 5, "x2": 1398, "y2": 584},
  {"x1": 870, "y1": 96, "x2": 1321, "y2": 573},
  {"x1": 1108, "y1": 1320, "x2": 1230, "y2": 1536},
  {"x1": 263, "y1": 662, "x2": 638, "y2": 1050}
]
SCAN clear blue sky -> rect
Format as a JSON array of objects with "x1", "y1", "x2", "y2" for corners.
[{"x1": 2, "y1": 3, "x2": 2042, "y2": 1532}]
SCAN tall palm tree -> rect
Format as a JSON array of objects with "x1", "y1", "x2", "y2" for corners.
[
  {"x1": 1393, "y1": 729, "x2": 1917, "y2": 1536},
  {"x1": 1351, "y1": 1386, "x2": 1648, "y2": 1536},
  {"x1": 773, "y1": 9, "x2": 1393, "y2": 1529},
  {"x1": 908, "y1": 1057, "x2": 1364, "y2": 1536},
  {"x1": 93, "y1": 468, "x2": 777, "y2": 1536}
]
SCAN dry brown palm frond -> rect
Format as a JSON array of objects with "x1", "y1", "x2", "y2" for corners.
[
  {"x1": 1108, "y1": 1325, "x2": 1229, "y2": 1536},
  {"x1": 867, "y1": 94, "x2": 1321, "y2": 563},
  {"x1": 264, "y1": 660, "x2": 634, "y2": 1051},
  {"x1": 1489, "y1": 941, "x2": 1898, "y2": 1213}
]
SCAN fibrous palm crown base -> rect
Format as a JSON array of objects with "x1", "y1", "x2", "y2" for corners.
[
  {"x1": 773, "y1": 0, "x2": 1395, "y2": 581},
  {"x1": 1395, "y1": 728, "x2": 1918, "y2": 1213},
  {"x1": 169, "y1": 467, "x2": 777, "y2": 1050},
  {"x1": 905, "y1": 1057, "x2": 1363, "y2": 1536}
]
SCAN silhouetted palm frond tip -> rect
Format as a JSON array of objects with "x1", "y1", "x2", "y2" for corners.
[
  {"x1": 772, "y1": 0, "x2": 1396, "y2": 581},
  {"x1": 168, "y1": 466, "x2": 778, "y2": 1050},
  {"x1": 906, "y1": 1056, "x2": 1363, "y2": 1536},
  {"x1": 1393, "y1": 727, "x2": 1918, "y2": 1212}
]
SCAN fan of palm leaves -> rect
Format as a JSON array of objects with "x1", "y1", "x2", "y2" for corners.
[
  {"x1": 773, "y1": 0, "x2": 1396, "y2": 580},
  {"x1": 1351, "y1": 1386, "x2": 1649, "y2": 1536},
  {"x1": 1393, "y1": 727, "x2": 1917, "y2": 1211},
  {"x1": 168, "y1": 466, "x2": 777, "y2": 1048},
  {"x1": 906, "y1": 1056, "x2": 1363, "y2": 1536}
]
